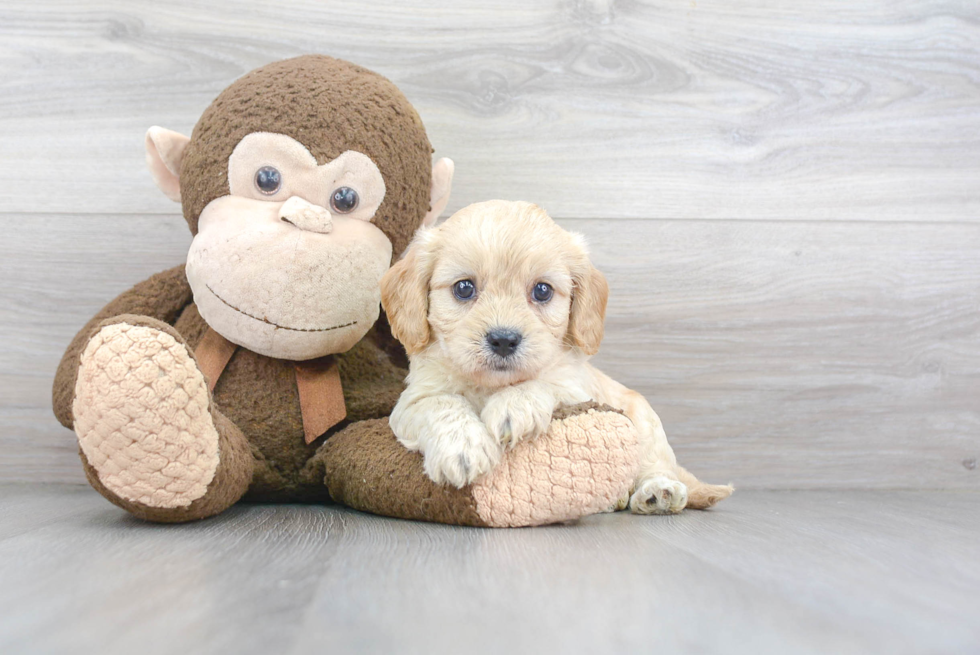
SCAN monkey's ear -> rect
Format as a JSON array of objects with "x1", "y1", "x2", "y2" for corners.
[
  {"x1": 380, "y1": 231, "x2": 436, "y2": 354},
  {"x1": 422, "y1": 158, "x2": 454, "y2": 227},
  {"x1": 145, "y1": 126, "x2": 190, "y2": 203}
]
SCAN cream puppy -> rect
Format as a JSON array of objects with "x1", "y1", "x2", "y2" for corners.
[{"x1": 381, "y1": 200, "x2": 732, "y2": 514}]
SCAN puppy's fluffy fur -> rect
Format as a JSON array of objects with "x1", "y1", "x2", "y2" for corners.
[{"x1": 381, "y1": 200, "x2": 732, "y2": 513}]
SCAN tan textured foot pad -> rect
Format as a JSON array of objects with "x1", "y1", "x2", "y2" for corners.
[
  {"x1": 73, "y1": 323, "x2": 220, "y2": 509},
  {"x1": 471, "y1": 406, "x2": 639, "y2": 527}
]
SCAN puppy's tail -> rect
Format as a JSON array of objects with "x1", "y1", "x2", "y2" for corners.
[{"x1": 675, "y1": 466, "x2": 734, "y2": 510}]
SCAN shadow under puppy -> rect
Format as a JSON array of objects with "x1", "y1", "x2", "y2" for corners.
[{"x1": 381, "y1": 200, "x2": 732, "y2": 513}]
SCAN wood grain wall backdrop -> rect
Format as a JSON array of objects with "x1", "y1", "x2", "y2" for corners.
[{"x1": 0, "y1": 0, "x2": 977, "y2": 487}]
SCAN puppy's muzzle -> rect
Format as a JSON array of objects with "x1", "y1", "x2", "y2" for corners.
[{"x1": 486, "y1": 329, "x2": 522, "y2": 358}]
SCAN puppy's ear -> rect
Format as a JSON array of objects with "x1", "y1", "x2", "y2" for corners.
[
  {"x1": 381, "y1": 232, "x2": 435, "y2": 355},
  {"x1": 567, "y1": 263, "x2": 609, "y2": 356}
]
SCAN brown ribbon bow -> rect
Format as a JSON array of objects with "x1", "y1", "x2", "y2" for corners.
[{"x1": 194, "y1": 328, "x2": 347, "y2": 444}]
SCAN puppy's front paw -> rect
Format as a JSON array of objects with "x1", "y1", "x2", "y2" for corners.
[
  {"x1": 422, "y1": 422, "x2": 502, "y2": 488},
  {"x1": 481, "y1": 387, "x2": 554, "y2": 449},
  {"x1": 630, "y1": 475, "x2": 689, "y2": 515}
]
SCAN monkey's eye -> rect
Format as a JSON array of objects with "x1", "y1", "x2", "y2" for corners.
[
  {"x1": 532, "y1": 282, "x2": 554, "y2": 303},
  {"x1": 254, "y1": 166, "x2": 282, "y2": 195},
  {"x1": 453, "y1": 279, "x2": 476, "y2": 301},
  {"x1": 330, "y1": 187, "x2": 359, "y2": 214}
]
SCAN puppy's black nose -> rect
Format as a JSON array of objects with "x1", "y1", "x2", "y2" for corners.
[{"x1": 486, "y1": 329, "x2": 522, "y2": 358}]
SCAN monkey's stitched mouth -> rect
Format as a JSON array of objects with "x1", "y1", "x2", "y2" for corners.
[{"x1": 205, "y1": 284, "x2": 357, "y2": 333}]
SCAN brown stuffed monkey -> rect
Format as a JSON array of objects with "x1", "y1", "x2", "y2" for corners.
[{"x1": 52, "y1": 55, "x2": 639, "y2": 527}]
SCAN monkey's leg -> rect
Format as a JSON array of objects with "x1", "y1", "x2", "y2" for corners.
[
  {"x1": 312, "y1": 402, "x2": 638, "y2": 528},
  {"x1": 72, "y1": 316, "x2": 253, "y2": 522},
  {"x1": 54, "y1": 265, "x2": 193, "y2": 428}
]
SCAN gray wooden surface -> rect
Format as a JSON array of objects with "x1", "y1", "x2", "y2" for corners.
[
  {"x1": 3, "y1": 0, "x2": 980, "y2": 221},
  {"x1": 1, "y1": 1, "x2": 979, "y2": 488},
  {"x1": 0, "y1": 485, "x2": 976, "y2": 654}
]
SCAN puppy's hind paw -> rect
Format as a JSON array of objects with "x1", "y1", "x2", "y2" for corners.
[
  {"x1": 610, "y1": 490, "x2": 632, "y2": 512},
  {"x1": 630, "y1": 475, "x2": 688, "y2": 515}
]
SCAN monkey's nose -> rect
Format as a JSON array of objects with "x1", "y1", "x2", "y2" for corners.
[{"x1": 279, "y1": 196, "x2": 333, "y2": 234}]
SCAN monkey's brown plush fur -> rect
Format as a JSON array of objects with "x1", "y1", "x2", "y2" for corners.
[{"x1": 52, "y1": 56, "x2": 639, "y2": 526}]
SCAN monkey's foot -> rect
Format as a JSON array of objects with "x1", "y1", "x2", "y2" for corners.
[
  {"x1": 73, "y1": 320, "x2": 221, "y2": 509},
  {"x1": 471, "y1": 403, "x2": 639, "y2": 527},
  {"x1": 319, "y1": 402, "x2": 639, "y2": 528}
]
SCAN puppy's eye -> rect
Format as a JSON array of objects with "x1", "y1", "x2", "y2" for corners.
[
  {"x1": 330, "y1": 187, "x2": 359, "y2": 214},
  {"x1": 532, "y1": 282, "x2": 554, "y2": 303},
  {"x1": 452, "y1": 279, "x2": 476, "y2": 301},
  {"x1": 255, "y1": 166, "x2": 282, "y2": 195}
]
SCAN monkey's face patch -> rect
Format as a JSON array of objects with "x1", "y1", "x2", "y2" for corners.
[
  {"x1": 226, "y1": 133, "x2": 387, "y2": 222},
  {"x1": 185, "y1": 133, "x2": 393, "y2": 360}
]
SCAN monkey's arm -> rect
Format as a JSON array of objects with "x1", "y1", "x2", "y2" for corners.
[{"x1": 52, "y1": 265, "x2": 194, "y2": 428}]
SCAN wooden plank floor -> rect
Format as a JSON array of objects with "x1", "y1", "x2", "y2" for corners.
[
  {"x1": 0, "y1": 484, "x2": 977, "y2": 654},
  {"x1": 2, "y1": 1, "x2": 979, "y2": 221}
]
